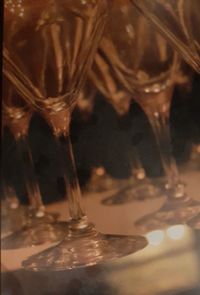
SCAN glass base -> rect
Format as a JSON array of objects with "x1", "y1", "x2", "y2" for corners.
[
  {"x1": 84, "y1": 170, "x2": 127, "y2": 193},
  {"x1": 22, "y1": 229, "x2": 147, "y2": 271},
  {"x1": 101, "y1": 181, "x2": 165, "y2": 205},
  {"x1": 1, "y1": 214, "x2": 67, "y2": 249},
  {"x1": 135, "y1": 198, "x2": 200, "y2": 233}
]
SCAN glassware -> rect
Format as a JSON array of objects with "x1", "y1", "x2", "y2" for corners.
[
  {"x1": 92, "y1": 1, "x2": 199, "y2": 230},
  {"x1": 130, "y1": 0, "x2": 200, "y2": 73},
  {"x1": 85, "y1": 166, "x2": 130, "y2": 194},
  {"x1": 89, "y1": 11, "x2": 166, "y2": 205},
  {"x1": 1, "y1": 80, "x2": 66, "y2": 249},
  {"x1": 3, "y1": 0, "x2": 147, "y2": 270}
]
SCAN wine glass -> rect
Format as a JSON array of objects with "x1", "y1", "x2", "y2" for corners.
[
  {"x1": 91, "y1": 1, "x2": 200, "y2": 230},
  {"x1": 3, "y1": 0, "x2": 147, "y2": 270},
  {"x1": 1, "y1": 79, "x2": 66, "y2": 249},
  {"x1": 130, "y1": 0, "x2": 200, "y2": 73},
  {"x1": 89, "y1": 18, "x2": 166, "y2": 205}
]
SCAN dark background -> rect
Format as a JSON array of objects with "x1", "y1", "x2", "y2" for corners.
[{"x1": 2, "y1": 74, "x2": 200, "y2": 205}]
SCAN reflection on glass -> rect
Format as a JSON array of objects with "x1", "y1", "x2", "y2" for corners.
[
  {"x1": 90, "y1": 26, "x2": 165, "y2": 204},
  {"x1": 3, "y1": 0, "x2": 147, "y2": 270},
  {"x1": 130, "y1": 0, "x2": 200, "y2": 73},
  {"x1": 2, "y1": 80, "x2": 66, "y2": 249},
  {"x1": 93, "y1": 1, "x2": 199, "y2": 230}
]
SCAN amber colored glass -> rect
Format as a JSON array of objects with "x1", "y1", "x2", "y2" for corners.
[
  {"x1": 130, "y1": 0, "x2": 200, "y2": 73},
  {"x1": 2, "y1": 79, "x2": 66, "y2": 248},
  {"x1": 3, "y1": 0, "x2": 147, "y2": 270},
  {"x1": 90, "y1": 1, "x2": 200, "y2": 231}
]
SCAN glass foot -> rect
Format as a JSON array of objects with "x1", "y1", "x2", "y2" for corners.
[
  {"x1": 84, "y1": 178, "x2": 126, "y2": 193},
  {"x1": 101, "y1": 181, "x2": 165, "y2": 205},
  {"x1": 135, "y1": 198, "x2": 200, "y2": 233},
  {"x1": 1, "y1": 217, "x2": 67, "y2": 249},
  {"x1": 22, "y1": 230, "x2": 147, "y2": 271},
  {"x1": 84, "y1": 167, "x2": 127, "y2": 193}
]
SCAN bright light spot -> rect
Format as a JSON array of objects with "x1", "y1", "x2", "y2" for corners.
[
  {"x1": 96, "y1": 167, "x2": 105, "y2": 176},
  {"x1": 136, "y1": 169, "x2": 145, "y2": 180},
  {"x1": 146, "y1": 230, "x2": 164, "y2": 246},
  {"x1": 166, "y1": 224, "x2": 185, "y2": 240},
  {"x1": 36, "y1": 210, "x2": 45, "y2": 218},
  {"x1": 10, "y1": 202, "x2": 19, "y2": 209},
  {"x1": 196, "y1": 145, "x2": 200, "y2": 154}
]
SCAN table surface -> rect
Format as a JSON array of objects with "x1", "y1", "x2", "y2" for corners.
[{"x1": 1, "y1": 166, "x2": 200, "y2": 295}]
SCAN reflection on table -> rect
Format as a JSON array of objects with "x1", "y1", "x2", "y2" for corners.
[{"x1": 1, "y1": 170, "x2": 200, "y2": 295}]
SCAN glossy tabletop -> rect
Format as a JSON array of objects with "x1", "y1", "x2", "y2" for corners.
[{"x1": 1, "y1": 167, "x2": 200, "y2": 295}]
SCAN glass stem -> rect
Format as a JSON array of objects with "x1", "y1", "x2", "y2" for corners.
[
  {"x1": 137, "y1": 84, "x2": 187, "y2": 201},
  {"x1": 55, "y1": 132, "x2": 92, "y2": 232},
  {"x1": 17, "y1": 135, "x2": 45, "y2": 217},
  {"x1": 129, "y1": 145, "x2": 146, "y2": 181},
  {"x1": 45, "y1": 107, "x2": 93, "y2": 233},
  {"x1": 147, "y1": 109, "x2": 186, "y2": 200}
]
